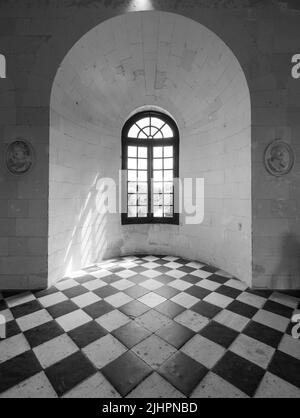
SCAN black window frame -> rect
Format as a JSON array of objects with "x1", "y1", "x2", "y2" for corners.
[{"x1": 121, "y1": 110, "x2": 179, "y2": 225}]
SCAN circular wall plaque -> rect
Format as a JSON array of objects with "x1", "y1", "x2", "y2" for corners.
[
  {"x1": 264, "y1": 140, "x2": 294, "y2": 177},
  {"x1": 5, "y1": 139, "x2": 35, "y2": 175}
]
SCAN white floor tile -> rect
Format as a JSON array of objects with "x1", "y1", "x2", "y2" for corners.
[
  {"x1": 190, "y1": 270, "x2": 213, "y2": 279},
  {"x1": 127, "y1": 372, "x2": 185, "y2": 398},
  {"x1": 254, "y1": 372, "x2": 300, "y2": 398},
  {"x1": 196, "y1": 279, "x2": 220, "y2": 291},
  {"x1": 230, "y1": 334, "x2": 275, "y2": 369},
  {"x1": 56, "y1": 310, "x2": 92, "y2": 332},
  {"x1": 71, "y1": 292, "x2": 101, "y2": 308},
  {"x1": 165, "y1": 270, "x2": 187, "y2": 279},
  {"x1": 236, "y1": 292, "x2": 266, "y2": 308},
  {"x1": 170, "y1": 292, "x2": 198, "y2": 308},
  {"x1": 168, "y1": 279, "x2": 192, "y2": 291},
  {"x1": 115, "y1": 270, "x2": 136, "y2": 279},
  {"x1": 96, "y1": 310, "x2": 130, "y2": 332},
  {"x1": 214, "y1": 310, "x2": 250, "y2": 332},
  {"x1": 132, "y1": 335, "x2": 176, "y2": 368},
  {"x1": 139, "y1": 279, "x2": 163, "y2": 291},
  {"x1": 6, "y1": 292, "x2": 35, "y2": 308},
  {"x1": 135, "y1": 310, "x2": 172, "y2": 332},
  {"x1": 63, "y1": 372, "x2": 121, "y2": 398},
  {"x1": 83, "y1": 334, "x2": 127, "y2": 369},
  {"x1": 191, "y1": 372, "x2": 248, "y2": 398},
  {"x1": 104, "y1": 292, "x2": 133, "y2": 308},
  {"x1": 203, "y1": 293, "x2": 233, "y2": 308},
  {"x1": 278, "y1": 334, "x2": 300, "y2": 360},
  {"x1": 38, "y1": 292, "x2": 68, "y2": 308},
  {"x1": 0, "y1": 333, "x2": 30, "y2": 364},
  {"x1": 138, "y1": 292, "x2": 166, "y2": 308},
  {"x1": 90, "y1": 270, "x2": 112, "y2": 279},
  {"x1": 16, "y1": 310, "x2": 52, "y2": 332},
  {"x1": 82, "y1": 279, "x2": 107, "y2": 291},
  {"x1": 33, "y1": 334, "x2": 78, "y2": 368},
  {"x1": 140, "y1": 270, "x2": 161, "y2": 279},
  {"x1": 55, "y1": 279, "x2": 78, "y2": 291},
  {"x1": 181, "y1": 335, "x2": 225, "y2": 369},
  {"x1": 111, "y1": 279, "x2": 135, "y2": 290},
  {"x1": 252, "y1": 310, "x2": 290, "y2": 332},
  {"x1": 0, "y1": 372, "x2": 58, "y2": 398},
  {"x1": 174, "y1": 310, "x2": 209, "y2": 332}
]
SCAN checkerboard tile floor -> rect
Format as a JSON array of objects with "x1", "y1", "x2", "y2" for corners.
[{"x1": 0, "y1": 255, "x2": 299, "y2": 398}]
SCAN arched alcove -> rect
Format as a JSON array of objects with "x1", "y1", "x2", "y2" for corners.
[{"x1": 49, "y1": 11, "x2": 251, "y2": 286}]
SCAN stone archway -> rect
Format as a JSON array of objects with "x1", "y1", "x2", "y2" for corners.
[{"x1": 48, "y1": 11, "x2": 251, "y2": 286}]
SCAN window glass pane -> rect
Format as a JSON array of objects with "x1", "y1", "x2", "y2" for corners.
[
  {"x1": 153, "y1": 182, "x2": 163, "y2": 194},
  {"x1": 164, "y1": 194, "x2": 173, "y2": 205},
  {"x1": 153, "y1": 206, "x2": 163, "y2": 217},
  {"x1": 153, "y1": 194, "x2": 163, "y2": 205},
  {"x1": 153, "y1": 171, "x2": 163, "y2": 181},
  {"x1": 138, "y1": 159, "x2": 147, "y2": 170},
  {"x1": 164, "y1": 182, "x2": 173, "y2": 193},
  {"x1": 143, "y1": 127, "x2": 151, "y2": 137},
  {"x1": 128, "y1": 206, "x2": 137, "y2": 217},
  {"x1": 162, "y1": 124, "x2": 173, "y2": 138},
  {"x1": 128, "y1": 194, "x2": 137, "y2": 206},
  {"x1": 152, "y1": 130, "x2": 163, "y2": 139},
  {"x1": 128, "y1": 125, "x2": 139, "y2": 138},
  {"x1": 151, "y1": 117, "x2": 165, "y2": 130},
  {"x1": 164, "y1": 206, "x2": 173, "y2": 217},
  {"x1": 128, "y1": 146, "x2": 137, "y2": 158},
  {"x1": 138, "y1": 147, "x2": 147, "y2": 158},
  {"x1": 128, "y1": 182, "x2": 137, "y2": 193},
  {"x1": 138, "y1": 194, "x2": 148, "y2": 206},
  {"x1": 128, "y1": 158, "x2": 137, "y2": 169},
  {"x1": 138, "y1": 206, "x2": 147, "y2": 217},
  {"x1": 153, "y1": 147, "x2": 163, "y2": 158},
  {"x1": 137, "y1": 117, "x2": 150, "y2": 129},
  {"x1": 164, "y1": 170, "x2": 173, "y2": 181},
  {"x1": 128, "y1": 170, "x2": 137, "y2": 181},
  {"x1": 138, "y1": 131, "x2": 147, "y2": 139},
  {"x1": 164, "y1": 158, "x2": 173, "y2": 169},
  {"x1": 137, "y1": 182, "x2": 147, "y2": 193},
  {"x1": 138, "y1": 171, "x2": 147, "y2": 181},
  {"x1": 164, "y1": 146, "x2": 173, "y2": 157},
  {"x1": 153, "y1": 159, "x2": 162, "y2": 170}
]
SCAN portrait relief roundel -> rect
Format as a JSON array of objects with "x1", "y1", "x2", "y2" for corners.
[
  {"x1": 264, "y1": 140, "x2": 294, "y2": 177},
  {"x1": 5, "y1": 139, "x2": 35, "y2": 175}
]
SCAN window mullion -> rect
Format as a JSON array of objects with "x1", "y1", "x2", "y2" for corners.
[{"x1": 148, "y1": 145, "x2": 152, "y2": 220}]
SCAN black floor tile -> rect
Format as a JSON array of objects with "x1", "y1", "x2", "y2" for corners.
[
  {"x1": 24, "y1": 321, "x2": 65, "y2": 348},
  {"x1": 207, "y1": 274, "x2": 228, "y2": 284},
  {"x1": 154, "y1": 275, "x2": 175, "y2": 285},
  {"x1": 74, "y1": 274, "x2": 98, "y2": 284},
  {"x1": 5, "y1": 320, "x2": 21, "y2": 339},
  {"x1": 247, "y1": 289, "x2": 273, "y2": 298},
  {"x1": 123, "y1": 285, "x2": 149, "y2": 299},
  {"x1": 243, "y1": 321, "x2": 283, "y2": 349},
  {"x1": 154, "y1": 300, "x2": 185, "y2": 319},
  {"x1": 112, "y1": 321, "x2": 151, "y2": 349},
  {"x1": 181, "y1": 275, "x2": 201, "y2": 285},
  {"x1": 177, "y1": 266, "x2": 196, "y2": 273},
  {"x1": 68, "y1": 321, "x2": 107, "y2": 348},
  {"x1": 185, "y1": 286, "x2": 211, "y2": 300},
  {"x1": 0, "y1": 351, "x2": 42, "y2": 393},
  {"x1": 119, "y1": 300, "x2": 150, "y2": 318},
  {"x1": 227, "y1": 300, "x2": 258, "y2": 318},
  {"x1": 215, "y1": 285, "x2": 242, "y2": 299},
  {"x1": 0, "y1": 300, "x2": 7, "y2": 311},
  {"x1": 45, "y1": 351, "x2": 96, "y2": 397},
  {"x1": 101, "y1": 274, "x2": 122, "y2": 284},
  {"x1": 158, "y1": 352, "x2": 208, "y2": 396},
  {"x1": 201, "y1": 266, "x2": 218, "y2": 273},
  {"x1": 191, "y1": 301, "x2": 222, "y2": 319},
  {"x1": 93, "y1": 285, "x2": 119, "y2": 299},
  {"x1": 33, "y1": 287, "x2": 58, "y2": 298},
  {"x1": 154, "y1": 286, "x2": 180, "y2": 299},
  {"x1": 83, "y1": 300, "x2": 114, "y2": 319},
  {"x1": 213, "y1": 351, "x2": 265, "y2": 397},
  {"x1": 268, "y1": 351, "x2": 300, "y2": 388},
  {"x1": 156, "y1": 322, "x2": 194, "y2": 349},
  {"x1": 129, "y1": 266, "x2": 148, "y2": 274},
  {"x1": 199, "y1": 321, "x2": 238, "y2": 348},
  {"x1": 10, "y1": 300, "x2": 43, "y2": 319},
  {"x1": 47, "y1": 300, "x2": 78, "y2": 319},
  {"x1": 155, "y1": 266, "x2": 172, "y2": 273},
  {"x1": 62, "y1": 286, "x2": 89, "y2": 299},
  {"x1": 102, "y1": 351, "x2": 152, "y2": 397},
  {"x1": 262, "y1": 300, "x2": 294, "y2": 319}
]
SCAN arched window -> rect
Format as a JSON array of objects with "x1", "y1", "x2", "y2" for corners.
[
  {"x1": 122, "y1": 111, "x2": 179, "y2": 225},
  {"x1": 0, "y1": 54, "x2": 6, "y2": 79}
]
